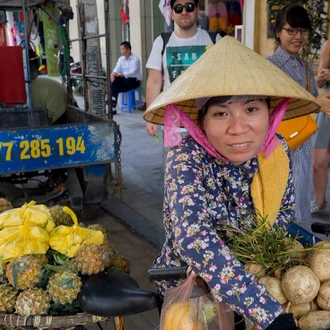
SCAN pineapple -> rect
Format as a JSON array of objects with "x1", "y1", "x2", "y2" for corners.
[
  {"x1": 47, "y1": 270, "x2": 82, "y2": 304},
  {"x1": 0, "y1": 283, "x2": 18, "y2": 312},
  {"x1": 111, "y1": 252, "x2": 131, "y2": 274},
  {"x1": 6, "y1": 255, "x2": 47, "y2": 290},
  {"x1": 0, "y1": 198, "x2": 12, "y2": 213},
  {"x1": 49, "y1": 205, "x2": 73, "y2": 226},
  {"x1": 72, "y1": 242, "x2": 113, "y2": 275},
  {"x1": 88, "y1": 224, "x2": 110, "y2": 242},
  {"x1": 15, "y1": 288, "x2": 50, "y2": 317},
  {"x1": 0, "y1": 262, "x2": 7, "y2": 284}
]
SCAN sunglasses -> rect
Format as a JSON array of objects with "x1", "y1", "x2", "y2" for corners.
[{"x1": 173, "y1": 3, "x2": 196, "y2": 14}]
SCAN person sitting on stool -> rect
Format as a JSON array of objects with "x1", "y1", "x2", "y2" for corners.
[{"x1": 111, "y1": 41, "x2": 142, "y2": 115}]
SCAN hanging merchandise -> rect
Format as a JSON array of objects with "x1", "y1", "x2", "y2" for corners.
[
  {"x1": 41, "y1": 2, "x2": 60, "y2": 76},
  {"x1": 120, "y1": 0, "x2": 129, "y2": 25},
  {"x1": 0, "y1": 24, "x2": 6, "y2": 46},
  {"x1": 208, "y1": 0, "x2": 227, "y2": 32},
  {"x1": 159, "y1": 0, "x2": 172, "y2": 27},
  {"x1": 12, "y1": 11, "x2": 25, "y2": 45},
  {"x1": 226, "y1": 0, "x2": 242, "y2": 36}
]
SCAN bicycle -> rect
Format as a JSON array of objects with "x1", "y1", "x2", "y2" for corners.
[
  {"x1": 311, "y1": 222, "x2": 330, "y2": 237},
  {"x1": 79, "y1": 222, "x2": 320, "y2": 330},
  {"x1": 79, "y1": 265, "x2": 250, "y2": 330}
]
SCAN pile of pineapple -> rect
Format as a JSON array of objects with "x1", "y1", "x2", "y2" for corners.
[{"x1": 0, "y1": 199, "x2": 130, "y2": 318}]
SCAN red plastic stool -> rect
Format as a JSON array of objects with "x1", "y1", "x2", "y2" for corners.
[{"x1": 120, "y1": 88, "x2": 143, "y2": 113}]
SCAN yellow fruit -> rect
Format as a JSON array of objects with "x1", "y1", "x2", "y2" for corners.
[
  {"x1": 0, "y1": 283, "x2": 18, "y2": 312},
  {"x1": 0, "y1": 198, "x2": 12, "y2": 213},
  {"x1": 87, "y1": 224, "x2": 110, "y2": 242},
  {"x1": 111, "y1": 252, "x2": 130, "y2": 274},
  {"x1": 6, "y1": 255, "x2": 47, "y2": 290},
  {"x1": 47, "y1": 270, "x2": 82, "y2": 305},
  {"x1": 72, "y1": 242, "x2": 113, "y2": 275},
  {"x1": 15, "y1": 288, "x2": 50, "y2": 317},
  {"x1": 49, "y1": 207, "x2": 104, "y2": 257},
  {"x1": 163, "y1": 301, "x2": 200, "y2": 330},
  {"x1": 49, "y1": 205, "x2": 73, "y2": 226}
]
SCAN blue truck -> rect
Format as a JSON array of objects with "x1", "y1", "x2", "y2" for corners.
[{"x1": 0, "y1": 0, "x2": 120, "y2": 219}]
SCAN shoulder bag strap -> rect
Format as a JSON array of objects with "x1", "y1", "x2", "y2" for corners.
[{"x1": 303, "y1": 61, "x2": 311, "y2": 92}]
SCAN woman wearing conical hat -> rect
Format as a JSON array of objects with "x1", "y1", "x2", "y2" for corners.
[{"x1": 144, "y1": 37, "x2": 318, "y2": 329}]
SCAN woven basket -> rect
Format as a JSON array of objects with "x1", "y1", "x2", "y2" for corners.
[{"x1": 0, "y1": 312, "x2": 109, "y2": 329}]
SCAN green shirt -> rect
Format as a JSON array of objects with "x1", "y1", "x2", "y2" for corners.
[{"x1": 31, "y1": 77, "x2": 67, "y2": 125}]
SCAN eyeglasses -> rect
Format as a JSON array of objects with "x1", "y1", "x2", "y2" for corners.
[
  {"x1": 282, "y1": 27, "x2": 311, "y2": 36},
  {"x1": 173, "y1": 3, "x2": 196, "y2": 14}
]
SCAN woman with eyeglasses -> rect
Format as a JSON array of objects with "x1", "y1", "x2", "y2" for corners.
[{"x1": 267, "y1": 4, "x2": 330, "y2": 222}]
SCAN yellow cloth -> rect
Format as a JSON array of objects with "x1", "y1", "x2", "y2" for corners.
[
  {"x1": 251, "y1": 144, "x2": 289, "y2": 225},
  {"x1": 209, "y1": 17, "x2": 227, "y2": 31}
]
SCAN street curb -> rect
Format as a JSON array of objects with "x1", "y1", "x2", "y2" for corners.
[{"x1": 101, "y1": 199, "x2": 164, "y2": 251}]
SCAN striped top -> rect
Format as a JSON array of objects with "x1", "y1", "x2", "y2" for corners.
[{"x1": 267, "y1": 47, "x2": 318, "y2": 221}]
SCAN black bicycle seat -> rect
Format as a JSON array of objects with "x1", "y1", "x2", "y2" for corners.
[{"x1": 78, "y1": 270, "x2": 162, "y2": 317}]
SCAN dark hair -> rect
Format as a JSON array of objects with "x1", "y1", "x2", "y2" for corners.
[
  {"x1": 28, "y1": 49, "x2": 40, "y2": 80},
  {"x1": 273, "y1": 4, "x2": 312, "y2": 44},
  {"x1": 120, "y1": 41, "x2": 131, "y2": 50},
  {"x1": 170, "y1": 0, "x2": 199, "y2": 9}
]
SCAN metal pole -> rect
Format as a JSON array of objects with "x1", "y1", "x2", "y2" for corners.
[
  {"x1": 23, "y1": 0, "x2": 32, "y2": 108},
  {"x1": 104, "y1": 0, "x2": 112, "y2": 119},
  {"x1": 151, "y1": 0, "x2": 154, "y2": 41}
]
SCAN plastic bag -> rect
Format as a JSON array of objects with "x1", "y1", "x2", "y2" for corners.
[
  {"x1": 49, "y1": 206, "x2": 104, "y2": 257},
  {"x1": 160, "y1": 269, "x2": 235, "y2": 330},
  {"x1": 0, "y1": 201, "x2": 55, "y2": 233},
  {"x1": 0, "y1": 217, "x2": 49, "y2": 263}
]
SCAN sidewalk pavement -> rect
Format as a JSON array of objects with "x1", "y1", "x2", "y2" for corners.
[{"x1": 101, "y1": 108, "x2": 165, "y2": 250}]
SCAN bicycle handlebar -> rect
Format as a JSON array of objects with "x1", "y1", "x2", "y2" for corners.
[
  {"x1": 148, "y1": 266, "x2": 188, "y2": 282},
  {"x1": 311, "y1": 222, "x2": 330, "y2": 236}
]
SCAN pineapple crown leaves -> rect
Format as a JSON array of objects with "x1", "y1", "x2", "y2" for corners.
[
  {"x1": 46, "y1": 249, "x2": 69, "y2": 265},
  {"x1": 44, "y1": 250, "x2": 75, "y2": 275},
  {"x1": 12, "y1": 261, "x2": 28, "y2": 289},
  {"x1": 58, "y1": 277, "x2": 77, "y2": 289}
]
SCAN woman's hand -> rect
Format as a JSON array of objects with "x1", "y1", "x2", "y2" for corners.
[
  {"x1": 317, "y1": 68, "x2": 330, "y2": 83},
  {"x1": 316, "y1": 92, "x2": 330, "y2": 117}
]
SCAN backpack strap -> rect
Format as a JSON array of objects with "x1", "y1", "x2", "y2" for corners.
[
  {"x1": 207, "y1": 30, "x2": 217, "y2": 44},
  {"x1": 161, "y1": 31, "x2": 173, "y2": 57}
]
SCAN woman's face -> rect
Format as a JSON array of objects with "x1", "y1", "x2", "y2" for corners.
[
  {"x1": 277, "y1": 23, "x2": 309, "y2": 55},
  {"x1": 202, "y1": 99, "x2": 269, "y2": 165}
]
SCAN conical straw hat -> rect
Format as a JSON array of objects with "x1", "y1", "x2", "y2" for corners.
[{"x1": 143, "y1": 36, "x2": 320, "y2": 125}]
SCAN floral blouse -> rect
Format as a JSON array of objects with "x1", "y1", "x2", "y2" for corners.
[{"x1": 154, "y1": 135, "x2": 295, "y2": 330}]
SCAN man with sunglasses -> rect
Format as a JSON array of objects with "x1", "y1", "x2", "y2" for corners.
[{"x1": 145, "y1": 0, "x2": 221, "y2": 137}]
